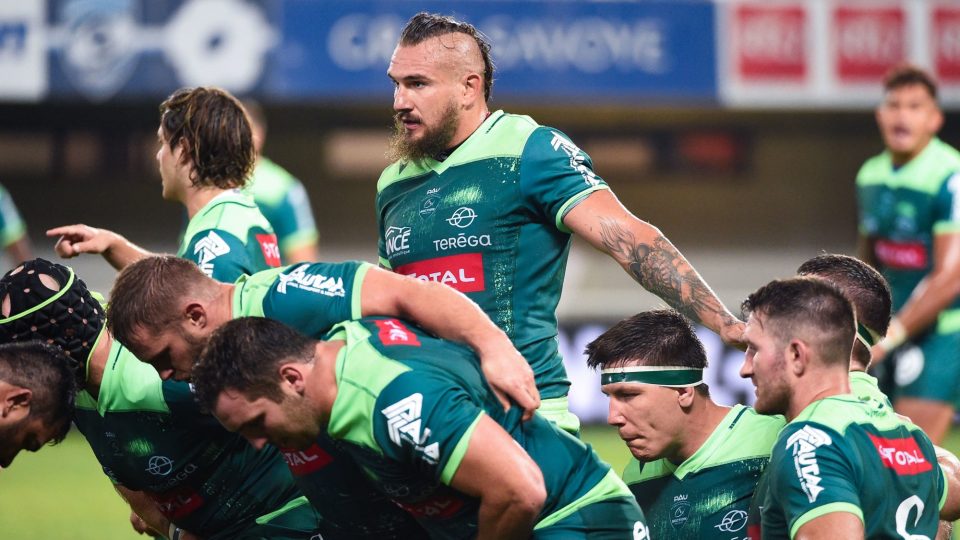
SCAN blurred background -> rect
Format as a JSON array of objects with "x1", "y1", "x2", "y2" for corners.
[{"x1": 2, "y1": 0, "x2": 960, "y2": 537}]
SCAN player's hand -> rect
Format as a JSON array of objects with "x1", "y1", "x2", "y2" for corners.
[
  {"x1": 128, "y1": 511, "x2": 158, "y2": 535},
  {"x1": 46, "y1": 224, "x2": 115, "y2": 258},
  {"x1": 719, "y1": 319, "x2": 747, "y2": 351},
  {"x1": 478, "y1": 342, "x2": 540, "y2": 421}
]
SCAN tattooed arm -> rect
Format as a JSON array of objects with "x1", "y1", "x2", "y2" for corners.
[{"x1": 563, "y1": 190, "x2": 745, "y2": 347}]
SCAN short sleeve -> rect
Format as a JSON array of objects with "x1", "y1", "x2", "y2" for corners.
[
  {"x1": 375, "y1": 198, "x2": 390, "y2": 269},
  {"x1": 933, "y1": 172, "x2": 960, "y2": 235},
  {"x1": 0, "y1": 186, "x2": 26, "y2": 247},
  {"x1": 767, "y1": 423, "x2": 863, "y2": 538},
  {"x1": 268, "y1": 182, "x2": 320, "y2": 252},
  {"x1": 262, "y1": 261, "x2": 370, "y2": 337},
  {"x1": 373, "y1": 372, "x2": 485, "y2": 485},
  {"x1": 180, "y1": 229, "x2": 253, "y2": 283},
  {"x1": 519, "y1": 127, "x2": 609, "y2": 233}
]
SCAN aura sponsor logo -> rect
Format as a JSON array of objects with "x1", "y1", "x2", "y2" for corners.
[
  {"x1": 874, "y1": 239, "x2": 927, "y2": 270},
  {"x1": 434, "y1": 233, "x2": 491, "y2": 252},
  {"x1": 786, "y1": 425, "x2": 833, "y2": 503},
  {"x1": 382, "y1": 393, "x2": 439, "y2": 464},
  {"x1": 869, "y1": 434, "x2": 932, "y2": 475},
  {"x1": 395, "y1": 254, "x2": 485, "y2": 293},
  {"x1": 445, "y1": 207, "x2": 477, "y2": 228},
  {"x1": 374, "y1": 319, "x2": 422, "y2": 347},
  {"x1": 256, "y1": 233, "x2": 281, "y2": 267},
  {"x1": 385, "y1": 226, "x2": 412, "y2": 257},
  {"x1": 281, "y1": 444, "x2": 334, "y2": 476},
  {"x1": 275, "y1": 265, "x2": 345, "y2": 297},
  {"x1": 194, "y1": 230, "x2": 230, "y2": 276},
  {"x1": 550, "y1": 131, "x2": 600, "y2": 186}
]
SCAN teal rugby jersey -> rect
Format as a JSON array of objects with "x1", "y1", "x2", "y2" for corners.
[
  {"x1": 178, "y1": 189, "x2": 281, "y2": 282},
  {"x1": 0, "y1": 184, "x2": 26, "y2": 248},
  {"x1": 623, "y1": 405, "x2": 784, "y2": 540},
  {"x1": 233, "y1": 261, "x2": 428, "y2": 538},
  {"x1": 322, "y1": 317, "x2": 644, "y2": 539},
  {"x1": 849, "y1": 371, "x2": 892, "y2": 408},
  {"x1": 857, "y1": 138, "x2": 960, "y2": 333},
  {"x1": 760, "y1": 395, "x2": 946, "y2": 539},
  {"x1": 246, "y1": 157, "x2": 319, "y2": 257},
  {"x1": 376, "y1": 110, "x2": 609, "y2": 400},
  {"x1": 73, "y1": 330, "x2": 318, "y2": 538}
]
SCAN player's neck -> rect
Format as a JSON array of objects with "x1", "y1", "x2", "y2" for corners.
[
  {"x1": 305, "y1": 340, "x2": 344, "y2": 427},
  {"x1": 890, "y1": 137, "x2": 934, "y2": 167},
  {"x1": 183, "y1": 185, "x2": 233, "y2": 219},
  {"x1": 787, "y1": 368, "x2": 850, "y2": 421},
  {"x1": 213, "y1": 283, "x2": 236, "y2": 326},
  {"x1": 669, "y1": 398, "x2": 729, "y2": 465},
  {"x1": 448, "y1": 105, "x2": 491, "y2": 150},
  {"x1": 83, "y1": 331, "x2": 115, "y2": 399}
]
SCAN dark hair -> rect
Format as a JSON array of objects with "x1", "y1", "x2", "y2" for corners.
[
  {"x1": 0, "y1": 341, "x2": 76, "y2": 444},
  {"x1": 108, "y1": 256, "x2": 214, "y2": 350},
  {"x1": 193, "y1": 317, "x2": 315, "y2": 413},
  {"x1": 585, "y1": 310, "x2": 710, "y2": 396},
  {"x1": 883, "y1": 64, "x2": 938, "y2": 100},
  {"x1": 742, "y1": 277, "x2": 855, "y2": 368},
  {"x1": 797, "y1": 254, "x2": 891, "y2": 366},
  {"x1": 399, "y1": 12, "x2": 495, "y2": 101},
  {"x1": 159, "y1": 87, "x2": 255, "y2": 189}
]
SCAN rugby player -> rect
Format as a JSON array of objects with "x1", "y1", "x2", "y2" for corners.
[
  {"x1": 48, "y1": 86, "x2": 281, "y2": 282},
  {"x1": 243, "y1": 99, "x2": 321, "y2": 263},
  {"x1": 0, "y1": 184, "x2": 32, "y2": 263},
  {"x1": 376, "y1": 12, "x2": 744, "y2": 433},
  {"x1": 740, "y1": 277, "x2": 944, "y2": 538},
  {"x1": 588, "y1": 310, "x2": 783, "y2": 539},
  {"x1": 857, "y1": 64, "x2": 960, "y2": 443},
  {"x1": 0, "y1": 341, "x2": 75, "y2": 469},
  {"x1": 0, "y1": 259, "x2": 327, "y2": 539},
  {"x1": 192, "y1": 316, "x2": 649, "y2": 540}
]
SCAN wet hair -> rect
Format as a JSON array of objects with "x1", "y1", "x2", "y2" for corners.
[
  {"x1": 883, "y1": 64, "x2": 938, "y2": 101},
  {"x1": 797, "y1": 254, "x2": 891, "y2": 367},
  {"x1": 742, "y1": 277, "x2": 855, "y2": 368},
  {"x1": 399, "y1": 12, "x2": 495, "y2": 101},
  {"x1": 192, "y1": 317, "x2": 315, "y2": 413},
  {"x1": 585, "y1": 310, "x2": 710, "y2": 396},
  {"x1": 107, "y1": 256, "x2": 214, "y2": 351},
  {"x1": 159, "y1": 87, "x2": 255, "y2": 189},
  {"x1": 0, "y1": 341, "x2": 77, "y2": 444}
]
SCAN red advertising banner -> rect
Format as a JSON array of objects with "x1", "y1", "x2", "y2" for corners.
[
  {"x1": 735, "y1": 4, "x2": 806, "y2": 80},
  {"x1": 934, "y1": 6, "x2": 960, "y2": 81},
  {"x1": 834, "y1": 6, "x2": 905, "y2": 81}
]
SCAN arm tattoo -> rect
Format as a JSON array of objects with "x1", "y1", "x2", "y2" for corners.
[{"x1": 598, "y1": 219, "x2": 737, "y2": 328}]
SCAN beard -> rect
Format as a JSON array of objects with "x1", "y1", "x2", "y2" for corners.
[{"x1": 387, "y1": 100, "x2": 460, "y2": 163}]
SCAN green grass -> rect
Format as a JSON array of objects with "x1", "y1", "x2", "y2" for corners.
[{"x1": 1, "y1": 425, "x2": 957, "y2": 538}]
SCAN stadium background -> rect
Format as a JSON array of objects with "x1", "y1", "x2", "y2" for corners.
[{"x1": 2, "y1": 0, "x2": 960, "y2": 537}]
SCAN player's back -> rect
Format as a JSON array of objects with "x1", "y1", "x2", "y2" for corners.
[{"x1": 761, "y1": 395, "x2": 943, "y2": 539}]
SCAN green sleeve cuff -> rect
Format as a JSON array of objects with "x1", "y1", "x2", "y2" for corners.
[
  {"x1": 555, "y1": 185, "x2": 609, "y2": 233},
  {"x1": 940, "y1": 464, "x2": 950, "y2": 511},
  {"x1": 440, "y1": 412, "x2": 485, "y2": 484},
  {"x1": 933, "y1": 221, "x2": 960, "y2": 235},
  {"x1": 351, "y1": 263, "x2": 372, "y2": 319},
  {"x1": 790, "y1": 502, "x2": 863, "y2": 539},
  {"x1": 378, "y1": 256, "x2": 392, "y2": 269}
]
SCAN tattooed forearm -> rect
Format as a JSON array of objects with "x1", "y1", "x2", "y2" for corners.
[{"x1": 598, "y1": 219, "x2": 737, "y2": 330}]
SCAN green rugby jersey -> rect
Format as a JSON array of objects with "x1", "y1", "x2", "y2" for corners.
[
  {"x1": 848, "y1": 371, "x2": 892, "y2": 408},
  {"x1": 246, "y1": 157, "x2": 319, "y2": 257},
  {"x1": 322, "y1": 317, "x2": 644, "y2": 539},
  {"x1": 759, "y1": 395, "x2": 946, "y2": 539},
  {"x1": 623, "y1": 405, "x2": 784, "y2": 540},
  {"x1": 857, "y1": 138, "x2": 960, "y2": 333},
  {"x1": 178, "y1": 189, "x2": 281, "y2": 282},
  {"x1": 73, "y1": 330, "x2": 319, "y2": 538},
  {"x1": 233, "y1": 261, "x2": 428, "y2": 538},
  {"x1": 376, "y1": 110, "x2": 608, "y2": 400},
  {"x1": 0, "y1": 183, "x2": 26, "y2": 248}
]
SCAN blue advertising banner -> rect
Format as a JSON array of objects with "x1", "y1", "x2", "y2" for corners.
[{"x1": 26, "y1": 0, "x2": 716, "y2": 103}]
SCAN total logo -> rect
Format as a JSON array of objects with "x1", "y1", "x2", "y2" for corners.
[
  {"x1": 445, "y1": 207, "x2": 477, "y2": 228},
  {"x1": 385, "y1": 226, "x2": 412, "y2": 257},
  {"x1": 395, "y1": 254, "x2": 486, "y2": 294}
]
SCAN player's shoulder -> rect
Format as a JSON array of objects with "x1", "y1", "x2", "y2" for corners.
[
  {"x1": 622, "y1": 457, "x2": 672, "y2": 485},
  {"x1": 856, "y1": 150, "x2": 891, "y2": 185}
]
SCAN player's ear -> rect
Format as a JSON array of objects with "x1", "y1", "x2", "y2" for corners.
[
  {"x1": 788, "y1": 339, "x2": 807, "y2": 376},
  {"x1": 184, "y1": 302, "x2": 206, "y2": 328},
  {"x1": 0, "y1": 386, "x2": 31, "y2": 418},
  {"x1": 461, "y1": 72, "x2": 482, "y2": 104},
  {"x1": 279, "y1": 364, "x2": 306, "y2": 394},
  {"x1": 676, "y1": 386, "x2": 695, "y2": 408}
]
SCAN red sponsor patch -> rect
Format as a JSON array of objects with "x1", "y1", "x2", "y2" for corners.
[
  {"x1": 934, "y1": 7, "x2": 960, "y2": 81},
  {"x1": 833, "y1": 6, "x2": 905, "y2": 81},
  {"x1": 735, "y1": 4, "x2": 807, "y2": 80},
  {"x1": 747, "y1": 523, "x2": 761, "y2": 540},
  {"x1": 869, "y1": 434, "x2": 933, "y2": 475},
  {"x1": 395, "y1": 494, "x2": 464, "y2": 519},
  {"x1": 281, "y1": 444, "x2": 334, "y2": 476},
  {"x1": 874, "y1": 239, "x2": 928, "y2": 270},
  {"x1": 152, "y1": 486, "x2": 205, "y2": 520},
  {"x1": 375, "y1": 319, "x2": 421, "y2": 347},
  {"x1": 395, "y1": 253, "x2": 485, "y2": 293},
  {"x1": 256, "y1": 233, "x2": 281, "y2": 267}
]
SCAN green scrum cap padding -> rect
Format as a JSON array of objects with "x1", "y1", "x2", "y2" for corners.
[{"x1": 0, "y1": 259, "x2": 105, "y2": 382}]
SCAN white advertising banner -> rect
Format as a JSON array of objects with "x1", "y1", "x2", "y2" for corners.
[{"x1": 0, "y1": 1, "x2": 47, "y2": 100}]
